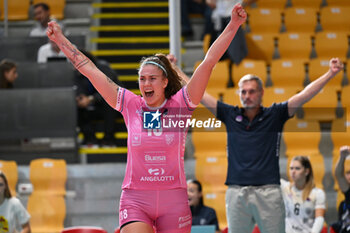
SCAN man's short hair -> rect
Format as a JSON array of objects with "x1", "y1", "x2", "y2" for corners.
[
  {"x1": 33, "y1": 2, "x2": 50, "y2": 11},
  {"x1": 238, "y1": 74, "x2": 264, "y2": 90}
]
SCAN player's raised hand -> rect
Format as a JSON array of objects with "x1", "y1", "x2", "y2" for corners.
[
  {"x1": 46, "y1": 21, "x2": 64, "y2": 43},
  {"x1": 329, "y1": 57, "x2": 344, "y2": 77},
  {"x1": 166, "y1": 54, "x2": 177, "y2": 65},
  {"x1": 340, "y1": 145, "x2": 350, "y2": 159},
  {"x1": 231, "y1": 3, "x2": 247, "y2": 26}
]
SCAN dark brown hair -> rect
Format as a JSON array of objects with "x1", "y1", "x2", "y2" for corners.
[
  {"x1": 0, "y1": 171, "x2": 12, "y2": 198},
  {"x1": 139, "y1": 54, "x2": 183, "y2": 99},
  {"x1": 33, "y1": 2, "x2": 50, "y2": 11},
  {"x1": 0, "y1": 59, "x2": 17, "y2": 89},
  {"x1": 187, "y1": 179, "x2": 204, "y2": 206}
]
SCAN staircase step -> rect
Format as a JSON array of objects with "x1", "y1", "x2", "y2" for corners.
[
  {"x1": 90, "y1": 25, "x2": 169, "y2": 37},
  {"x1": 79, "y1": 147, "x2": 128, "y2": 154},
  {"x1": 95, "y1": 132, "x2": 127, "y2": 139},
  {"x1": 111, "y1": 63, "x2": 139, "y2": 69},
  {"x1": 91, "y1": 37, "x2": 169, "y2": 43},
  {"x1": 110, "y1": 67, "x2": 139, "y2": 76},
  {"x1": 92, "y1": 37, "x2": 169, "y2": 49},
  {"x1": 90, "y1": 0, "x2": 170, "y2": 92},
  {"x1": 99, "y1": 7, "x2": 168, "y2": 13},
  {"x1": 97, "y1": 43, "x2": 168, "y2": 50},
  {"x1": 99, "y1": 18, "x2": 168, "y2": 25},
  {"x1": 92, "y1": 12, "x2": 168, "y2": 19},
  {"x1": 101, "y1": 0, "x2": 168, "y2": 3},
  {"x1": 91, "y1": 48, "x2": 170, "y2": 56},
  {"x1": 92, "y1": 2, "x2": 168, "y2": 8},
  {"x1": 96, "y1": 31, "x2": 169, "y2": 37},
  {"x1": 131, "y1": 89, "x2": 141, "y2": 95},
  {"x1": 124, "y1": 82, "x2": 140, "y2": 90},
  {"x1": 90, "y1": 25, "x2": 169, "y2": 31},
  {"x1": 118, "y1": 75, "x2": 138, "y2": 82}
]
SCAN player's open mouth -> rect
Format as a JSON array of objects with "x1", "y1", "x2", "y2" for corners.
[{"x1": 145, "y1": 91, "x2": 154, "y2": 97}]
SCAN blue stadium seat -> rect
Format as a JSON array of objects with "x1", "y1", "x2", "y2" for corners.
[{"x1": 191, "y1": 225, "x2": 216, "y2": 233}]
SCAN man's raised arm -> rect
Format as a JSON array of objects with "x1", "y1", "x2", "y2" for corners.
[{"x1": 287, "y1": 58, "x2": 343, "y2": 116}]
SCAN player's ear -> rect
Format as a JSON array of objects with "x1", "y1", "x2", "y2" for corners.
[
  {"x1": 162, "y1": 77, "x2": 168, "y2": 89},
  {"x1": 305, "y1": 168, "x2": 310, "y2": 176}
]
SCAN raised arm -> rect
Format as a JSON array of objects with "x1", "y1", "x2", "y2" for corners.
[
  {"x1": 168, "y1": 54, "x2": 218, "y2": 116},
  {"x1": 186, "y1": 3, "x2": 246, "y2": 105},
  {"x1": 335, "y1": 146, "x2": 350, "y2": 193},
  {"x1": 287, "y1": 58, "x2": 343, "y2": 116},
  {"x1": 46, "y1": 21, "x2": 120, "y2": 108}
]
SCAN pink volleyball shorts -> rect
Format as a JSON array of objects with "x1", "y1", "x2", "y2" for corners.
[{"x1": 119, "y1": 188, "x2": 192, "y2": 233}]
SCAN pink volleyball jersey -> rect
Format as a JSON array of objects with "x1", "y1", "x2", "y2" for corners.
[{"x1": 115, "y1": 87, "x2": 197, "y2": 190}]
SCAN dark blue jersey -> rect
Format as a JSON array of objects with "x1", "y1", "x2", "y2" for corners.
[
  {"x1": 216, "y1": 101, "x2": 291, "y2": 186},
  {"x1": 332, "y1": 188, "x2": 350, "y2": 233},
  {"x1": 191, "y1": 204, "x2": 220, "y2": 231}
]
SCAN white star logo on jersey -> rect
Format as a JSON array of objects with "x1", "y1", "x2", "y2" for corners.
[
  {"x1": 143, "y1": 110, "x2": 162, "y2": 129},
  {"x1": 150, "y1": 110, "x2": 161, "y2": 122}
]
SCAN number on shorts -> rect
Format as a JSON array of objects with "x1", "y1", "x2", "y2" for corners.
[{"x1": 120, "y1": 209, "x2": 128, "y2": 220}]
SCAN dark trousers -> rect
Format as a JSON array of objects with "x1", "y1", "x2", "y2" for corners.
[
  {"x1": 78, "y1": 100, "x2": 117, "y2": 142},
  {"x1": 218, "y1": 17, "x2": 248, "y2": 64},
  {"x1": 181, "y1": 0, "x2": 215, "y2": 38}
]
